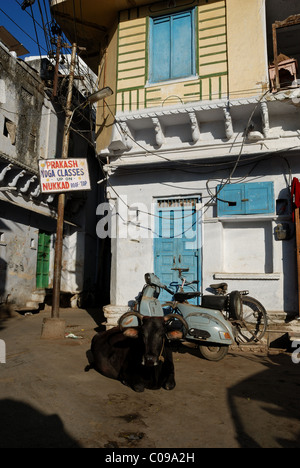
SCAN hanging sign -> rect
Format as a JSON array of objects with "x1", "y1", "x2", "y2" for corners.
[{"x1": 38, "y1": 158, "x2": 91, "y2": 193}]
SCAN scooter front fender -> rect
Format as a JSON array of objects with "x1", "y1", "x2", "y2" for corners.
[{"x1": 177, "y1": 302, "x2": 234, "y2": 345}]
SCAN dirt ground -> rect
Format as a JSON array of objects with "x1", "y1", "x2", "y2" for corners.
[{"x1": 0, "y1": 307, "x2": 299, "y2": 449}]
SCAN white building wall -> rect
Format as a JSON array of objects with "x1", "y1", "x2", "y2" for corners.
[
  {"x1": 104, "y1": 156, "x2": 298, "y2": 315},
  {"x1": 0, "y1": 43, "x2": 98, "y2": 308}
]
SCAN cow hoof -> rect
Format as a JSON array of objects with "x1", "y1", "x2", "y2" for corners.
[
  {"x1": 163, "y1": 381, "x2": 176, "y2": 390},
  {"x1": 132, "y1": 384, "x2": 145, "y2": 392}
]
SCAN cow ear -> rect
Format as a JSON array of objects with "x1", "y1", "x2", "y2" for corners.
[
  {"x1": 166, "y1": 330, "x2": 183, "y2": 340},
  {"x1": 123, "y1": 328, "x2": 139, "y2": 338}
]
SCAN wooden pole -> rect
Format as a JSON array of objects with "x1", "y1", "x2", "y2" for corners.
[
  {"x1": 51, "y1": 43, "x2": 77, "y2": 319},
  {"x1": 272, "y1": 23, "x2": 280, "y2": 91}
]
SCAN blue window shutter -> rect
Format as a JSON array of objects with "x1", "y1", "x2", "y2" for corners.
[
  {"x1": 245, "y1": 182, "x2": 275, "y2": 214},
  {"x1": 217, "y1": 182, "x2": 274, "y2": 216},
  {"x1": 150, "y1": 10, "x2": 195, "y2": 83},
  {"x1": 151, "y1": 17, "x2": 171, "y2": 82},
  {"x1": 172, "y1": 11, "x2": 194, "y2": 79},
  {"x1": 217, "y1": 184, "x2": 245, "y2": 216}
]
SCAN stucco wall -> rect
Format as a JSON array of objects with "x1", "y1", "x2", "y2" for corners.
[
  {"x1": 0, "y1": 45, "x2": 45, "y2": 172},
  {"x1": 227, "y1": 0, "x2": 269, "y2": 98},
  {"x1": 0, "y1": 44, "x2": 99, "y2": 307},
  {"x1": 0, "y1": 201, "x2": 57, "y2": 306},
  {"x1": 102, "y1": 156, "x2": 297, "y2": 315},
  {"x1": 96, "y1": 0, "x2": 270, "y2": 152}
]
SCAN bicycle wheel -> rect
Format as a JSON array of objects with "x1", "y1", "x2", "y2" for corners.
[{"x1": 236, "y1": 296, "x2": 268, "y2": 343}]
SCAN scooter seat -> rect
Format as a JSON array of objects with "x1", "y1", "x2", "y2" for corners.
[
  {"x1": 174, "y1": 291, "x2": 201, "y2": 302},
  {"x1": 201, "y1": 295, "x2": 228, "y2": 310}
]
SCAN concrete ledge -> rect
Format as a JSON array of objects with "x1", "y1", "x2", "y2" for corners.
[
  {"x1": 103, "y1": 304, "x2": 131, "y2": 330},
  {"x1": 41, "y1": 318, "x2": 66, "y2": 340}
]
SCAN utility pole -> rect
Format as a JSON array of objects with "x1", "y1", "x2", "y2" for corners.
[
  {"x1": 41, "y1": 43, "x2": 77, "y2": 339},
  {"x1": 52, "y1": 42, "x2": 77, "y2": 317},
  {"x1": 52, "y1": 34, "x2": 61, "y2": 99}
]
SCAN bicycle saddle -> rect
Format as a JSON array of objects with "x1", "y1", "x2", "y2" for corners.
[
  {"x1": 209, "y1": 282, "x2": 228, "y2": 292},
  {"x1": 174, "y1": 291, "x2": 201, "y2": 302}
]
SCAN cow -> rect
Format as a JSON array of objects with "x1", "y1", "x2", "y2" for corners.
[{"x1": 87, "y1": 311, "x2": 188, "y2": 392}]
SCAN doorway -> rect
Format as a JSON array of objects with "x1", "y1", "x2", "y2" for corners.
[
  {"x1": 36, "y1": 231, "x2": 51, "y2": 290},
  {"x1": 154, "y1": 197, "x2": 202, "y2": 303}
]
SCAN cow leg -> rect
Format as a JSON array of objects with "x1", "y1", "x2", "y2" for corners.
[
  {"x1": 163, "y1": 373, "x2": 176, "y2": 390},
  {"x1": 162, "y1": 351, "x2": 176, "y2": 390},
  {"x1": 129, "y1": 369, "x2": 146, "y2": 392},
  {"x1": 120, "y1": 375, "x2": 145, "y2": 392},
  {"x1": 119, "y1": 363, "x2": 146, "y2": 392},
  {"x1": 132, "y1": 382, "x2": 145, "y2": 392}
]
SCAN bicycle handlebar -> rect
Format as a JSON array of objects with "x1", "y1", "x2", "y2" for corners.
[{"x1": 164, "y1": 286, "x2": 175, "y2": 295}]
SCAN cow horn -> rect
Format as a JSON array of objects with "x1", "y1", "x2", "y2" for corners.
[
  {"x1": 118, "y1": 311, "x2": 144, "y2": 330},
  {"x1": 164, "y1": 313, "x2": 189, "y2": 337}
]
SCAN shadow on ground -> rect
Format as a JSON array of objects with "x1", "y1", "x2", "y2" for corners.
[{"x1": 0, "y1": 399, "x2": 80, "y2": 448}]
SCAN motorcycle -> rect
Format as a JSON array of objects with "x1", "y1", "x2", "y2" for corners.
[{"x1": 130, "y1": 268, "x2": 268, "y2": 361}]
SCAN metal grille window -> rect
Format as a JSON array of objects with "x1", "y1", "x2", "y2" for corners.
[{"x1": 157, "y1": 198, "x2": 197, "y2": 209}]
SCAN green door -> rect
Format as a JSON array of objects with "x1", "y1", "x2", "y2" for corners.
[{"x1": 36, "y1": 232, "x2": 51, "y2": 289}]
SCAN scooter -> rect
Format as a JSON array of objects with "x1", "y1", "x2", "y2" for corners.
[
  {"x1": 132, "y1": 268, "x2": 267, "y2": 361},
  {"x1": 132, "y1": 270, "x2": 234, "y2": 361}
]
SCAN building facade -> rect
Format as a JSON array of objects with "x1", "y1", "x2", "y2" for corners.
[
  {"x1": 52, "y1": 0, "x2": 300, "y2": 323},
  {"x1": 0, "y1": 38, "x2": 100, "y2": 311}
]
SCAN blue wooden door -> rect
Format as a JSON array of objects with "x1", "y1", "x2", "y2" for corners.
[{"x1": 154, "y1": 198, "x2": 201, "y2": 303}]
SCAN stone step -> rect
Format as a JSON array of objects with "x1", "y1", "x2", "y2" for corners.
[
  {"x1": 24, "y1": 290, "x2": 46, "y2": 310},
  {"x1": 14, "y1": 306, "x2": 39, "y2": 314},
  {"x1": 25, "y1": 301, "x2": 40, "y2": 310},
  {"x1": 30, "y1": 290, "x2": 46, "y2": 302},
  {"x1": 288, "y1": 332, "x2": 300, "y2": 342},
  {"x1": 267, "y1": 311, "x2": 299, "y2": 324}
]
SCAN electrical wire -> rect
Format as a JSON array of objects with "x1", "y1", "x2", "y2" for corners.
[
  {"x1": 29, "y1": 3, "x2": 42, "y2": 57},
  {"x1": 1, "y1": 4, "x2": 298, "y2": 228},
  {"x1": 98, "y1": 147, "x2": 298, "y2": 227},
  {"x1": 14, "y1": 0, "x2": 51, "y2": 54},
  {"x1": 96, "y1": 87, "x2": 300, "y2": 227},
  {"x1": 0, "y1": 6, "x2": 47, "y2": 54}
]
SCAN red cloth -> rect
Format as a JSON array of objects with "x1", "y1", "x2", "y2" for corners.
[{"x1": 291, "y1": 177, "x2": 300, "y2": 221}]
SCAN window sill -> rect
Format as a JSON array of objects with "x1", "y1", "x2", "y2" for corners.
[
  {"x1": 214, "y1": 272, "x2": 280, "y2": 280},
  {"x1": 146, "y1": 74, "x2": 199, "y2": 89},
  {"x1": 205, "y1": 214, "x2": 291, "y2": 223},
  {"x1": 218, "y1": 215, "x2": 275, "y2": 223}
]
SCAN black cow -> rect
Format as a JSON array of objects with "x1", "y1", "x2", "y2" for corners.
[{"x1": 88, "y1": 311, "x2": 188, "y2": 392}]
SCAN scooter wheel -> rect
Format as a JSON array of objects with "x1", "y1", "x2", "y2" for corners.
[{"x1": 198, "y1": 344, "x2": 229, "y2": 361}]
